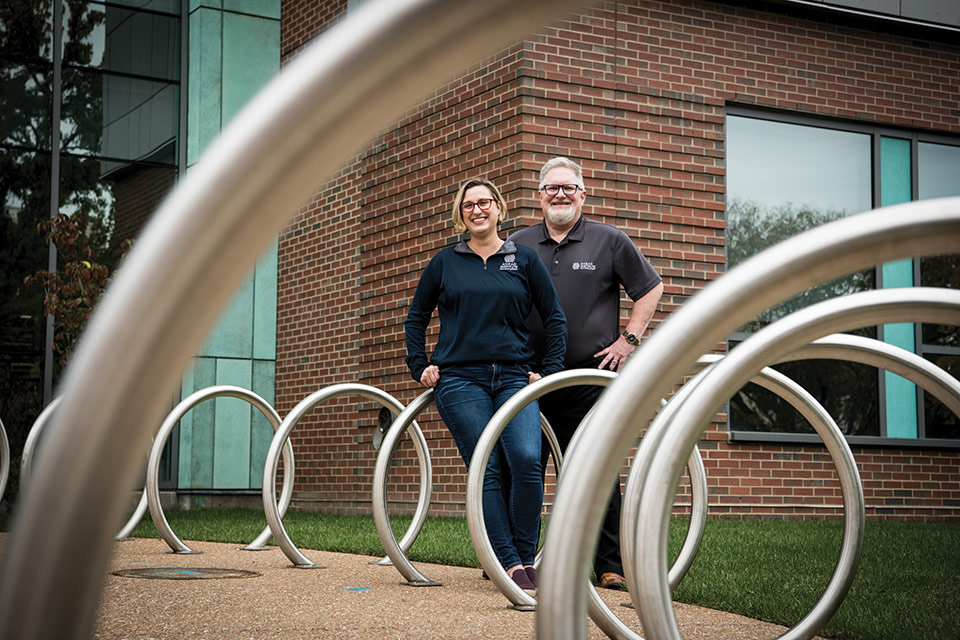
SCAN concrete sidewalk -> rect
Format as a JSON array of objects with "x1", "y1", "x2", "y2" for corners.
[{"x1": 90, "y1": 537, "x2": 808, "y2": 639}]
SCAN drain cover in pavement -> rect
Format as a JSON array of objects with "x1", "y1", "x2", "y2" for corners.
[{"x1": 113, "y1": 567, "x2": 260, "y2": 580}]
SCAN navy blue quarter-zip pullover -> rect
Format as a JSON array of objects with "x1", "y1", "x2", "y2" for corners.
[{"x1": 405, "y1": 239, "x2": 567, "y2": 382}]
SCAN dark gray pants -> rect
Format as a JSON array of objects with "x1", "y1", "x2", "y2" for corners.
[{"x1": 539, "y1": 382, "x2": 624, "y2": 577}]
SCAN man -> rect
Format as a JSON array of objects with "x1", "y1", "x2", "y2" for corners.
[{"x1": 511, "y1": 156, "x2": 663, "y2": 589}]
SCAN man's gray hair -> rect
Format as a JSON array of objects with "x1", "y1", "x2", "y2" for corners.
[{"x1": 539, "y1": 156, "x2": 584, "y2": 187}]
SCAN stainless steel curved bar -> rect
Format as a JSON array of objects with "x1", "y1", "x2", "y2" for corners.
[
  {"x1": 372, "y1": 389, "x2": 441, "y2": 585},
  {"x1": 620, "y1": 368, "x2": 711, "y2": 606},
  {"x1": 115, "y1": 491, "x2": 149, "y2": 541},
  {"x1": 146, "y1": 385, "x2": 293, "y2": 554},
  {"x1": 780, "y1": 335, "x2": 960, "y2": 417},
  {"x1": 469, "y1": 369, "x2": 651, "y2": 639},
  {"x1": 620, "y1": 328, "x2": 960, "y2": 604},
  {"x1": 370, "y1": 387, "x2": 562, "y2": 587},
  {"x1": 628, "y1": 289, "x2": 958, "y2": 640},
  {"x1": 537, "y1": 202, "x2": 960, "y2": 640},
  {"x1": 0, "y1": 418, "x2": 8, "y2": 504},
  {"x1": 262, "y1": 383, "x2": 428, "y2": 568},
  {"x1": 621, "y1": 356, "x2": 861, "y2": 634},
  {"x1": 21, "y1": 395, "x2": 151, "y2": 541},
  {"x1": 18, "y1": 396, "x2": 61, "y2": 494},
  {"x1": 0, "y1": 1, "x2": 590, "y2": 636}
]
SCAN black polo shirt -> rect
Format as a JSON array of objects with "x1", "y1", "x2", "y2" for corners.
[{"x1": 510, "y1": 216, "x2": 661, "y2": 368}]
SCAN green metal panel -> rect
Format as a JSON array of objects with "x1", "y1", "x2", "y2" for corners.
[
  {"x1": 191, "y1": 0, "x2": 223, "y2": 11},
  {"x1": 254, "y1": 238, "x2": 278, "y2": 360},
  {"x1": 181, "y1": 3, "x2": 280, "y2": 490},
  {"x1": 249, "y1": 359, "x2": 277, "y2": 488},
  {"x1": 224, "y1": 0, "x2": 281, "y2": 19},
  {"x1": 179, "y1": 357, "x2": 217, "y2": 488},
  {"x1": 880, "y1": 136, "x2": 917, "y2": 438},
  {"x1": 187, "y1": 7, "x2": 222, "y2": 166},
  {"x1": 213, "y1": 358, "x2": 253, "y2": 488},
  {"x1": 197, "y1": 272, "x2": 255, "y2": 358},
  {"x1": 221, "y1": 12, "x2": 280, "y2": 126}
]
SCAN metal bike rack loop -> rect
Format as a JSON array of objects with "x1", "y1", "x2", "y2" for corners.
[
  {"x1": 0, "y1": 1, "x2": 591, "y2": 636},
  {"x1": 618, "y1": 330, "x2": 960, "y2": 613},
  {"x1": 619, "y1": 357, "x2": 859, "y2": 637},
  {"x1": 623, "y1": 289, "x2": 958, "y2": 640},
  {"x1": 777, "y1": 334, "x2": 960, "y2": 417},
  {"x1": 21, "y1": 395, "x2": 151, "y2": 541},
  {"x1": 470, "y1": 369, "x2": 706, "y2": 639},
  {"x1": 145, "y1": 385, "x2": 294, "y2": 554},
  {"x1": 0, "y1": 418, "x2": 9, "y2": 504},
  {"x1": 371, "y1": 387, "x2": 562, "y2": 587},
  {"x1": 371, "y1": 389, "x2": 440, "y2": 584},
  {"x1": 19, "y1": 397, "x2": 61, "y2": 494},
  {"x1": 537, "y1": 202, "x2": 960, "y2": 640},
  {"x1": 262, "y1": 383, "x2": 430, "y2": 569}
]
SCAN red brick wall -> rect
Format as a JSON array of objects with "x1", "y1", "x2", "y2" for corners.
[{"x1": 277, "y1": 0, "x2": 960, "y2": 520}]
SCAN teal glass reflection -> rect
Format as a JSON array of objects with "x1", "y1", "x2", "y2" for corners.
[
  {"x1": 97, "y1": 0, "x2": 181, "y2": 15},
  {"x1": 60, "y1": 68, "x2": 179, "y2": 162},
  {"x1": 63, "y1": 1, "x2": 180, "y2": 81}
]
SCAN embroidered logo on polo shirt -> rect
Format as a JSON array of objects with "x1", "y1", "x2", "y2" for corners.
[
  {"x1": 500, "y1": 254, "x2": 518, "y2": 271},
  {"x1": 572, "y1": 261, "x2": 596, "y2": 271}
]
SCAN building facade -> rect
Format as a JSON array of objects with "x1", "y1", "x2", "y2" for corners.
[
  {"x1": 275, "y1": 0, "x2": 960, "y2": 521},
  {"x1": 2, "y1": 0, "x2": 957, "y2": 520}
]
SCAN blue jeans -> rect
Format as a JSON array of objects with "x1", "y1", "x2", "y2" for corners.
[{"x1": 434, "y1": 364, "x2": 543, "y2": 570}]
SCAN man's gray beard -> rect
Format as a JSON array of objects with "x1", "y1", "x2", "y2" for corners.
[{"x1": 547, "y1": 206, "x2": 576, "y2": 226}]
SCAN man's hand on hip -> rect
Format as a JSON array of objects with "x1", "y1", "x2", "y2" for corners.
[{"x1": 594, "y1": 337, "x2": 636, "y2": 372}]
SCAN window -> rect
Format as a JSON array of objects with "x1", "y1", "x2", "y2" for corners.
[
  {"x1": 725, "y1": 107, "x2": 959, "y2": 446},
  {"x1": 0, "y1": 0, "x2": 184, "y2": 488}
]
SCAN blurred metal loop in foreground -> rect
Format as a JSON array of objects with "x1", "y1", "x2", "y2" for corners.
[{"x1": 0, "y1": 0, "x2": 590, "y2": 637}]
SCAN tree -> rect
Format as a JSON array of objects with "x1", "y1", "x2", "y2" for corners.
[{"x1": 25, "y1": 213, "x2": 128, "y2": 367}]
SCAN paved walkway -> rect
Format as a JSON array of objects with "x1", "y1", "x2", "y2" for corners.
[{"x1": 91, "y1": 537, "x2": 810, "y2": 639}]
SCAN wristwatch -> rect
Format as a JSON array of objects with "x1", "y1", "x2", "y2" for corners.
[{"x1": 622, "y1": 330, "x2": 640, "y2": 346}]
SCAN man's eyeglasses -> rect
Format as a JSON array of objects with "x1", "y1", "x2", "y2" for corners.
[
  {"x1": 539, "y1": 184, "x2": 583, "y2": 197},
  {"x1": 461, "y1": 198, "x2": 496, "y2": 213}
]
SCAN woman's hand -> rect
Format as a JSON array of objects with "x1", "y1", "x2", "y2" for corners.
[
  {"x1": 420, "y1": 365, "x2": 440, "y2": 388},
  {"x1": 528, "y1": 371, "x2": 542, "y2": 384}
]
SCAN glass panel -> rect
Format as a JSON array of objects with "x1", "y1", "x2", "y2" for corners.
[
  {"x1": 60, "y1": 154, "x2": 176, "y2": 251},
  {"x1": 726, "y1": 115, "x2": 874, "y2": 331},
  {"x1": 0, "y1": 61, "x2": 53, "y2": 150},
  {"x1": 920, "y1": 254, "x2": 959, "y2": 347},
  {"x1": 61, "y1": 68, "x2": 178, "y2": 163},
  {"x1": 728, "y1": 351, "x2": 880, "y2": 437},
  {"x1": 919, "y1": 142, "x2": 960, "y2": 200},
  {"x1": 64, "y1": 1, "x2": 180, "y2": 81},
  {"x1": 90, "y1": 0, "x2": 181, "y2": 16},
  {"x1": 924, "y1": 354, "x2": 960, "y2": 440},
  {"x1": 0, "y1": 149, "x2": 51, "y2": 479},
  {"x1": 726, "y1": 115, "x2": 878, "y2": 435},
  {"x1": 918, "y1": 141, "x2": 960, "y2": 347},
  {"x1": 0, "y1": 1, "x2": 54, "y2": 62}
]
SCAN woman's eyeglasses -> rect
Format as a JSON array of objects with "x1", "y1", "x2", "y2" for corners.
[
  {"x1": 539, "y1": 184, "x2": 582, "y2": 197},
  {"x1": 461, "y1": 198, "x2": 496, "y2": 213}
]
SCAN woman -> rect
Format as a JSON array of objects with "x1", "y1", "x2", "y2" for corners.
[{"x1": 405, "y1": 177, "x2": 566, "y2": 592}]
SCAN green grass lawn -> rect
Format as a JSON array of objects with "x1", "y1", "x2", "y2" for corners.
[{"x1": 106, "y1": 508, "x2": 960, "y2": 640}]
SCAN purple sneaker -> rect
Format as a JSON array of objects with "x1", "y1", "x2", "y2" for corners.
[
  {"x1": 510, "y1": 567, "x2": 536, "y2": 594},
  {"x1": 524, "y1": 566, "x2": 538, "y2": 588}
]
